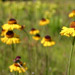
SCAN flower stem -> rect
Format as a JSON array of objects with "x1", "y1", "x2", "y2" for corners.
[
  {"x1": 68, "y1": 37, "x2": 75, "y2": 75},
  {"x1": 46, "y1": 48, "x2": 48, "y2": 75},
  {"x1": 11, "y1": 44, "x2": 14, "y2": 51},
  {"x1": 46, "y1": 54, "x2": 48, "y2": 75},
  {"x1": 23, "y1": 29, "x2": 30, "y2": 39},
  {"x1": 12, "y1": 44, "x2": 14, "y2": 51}
]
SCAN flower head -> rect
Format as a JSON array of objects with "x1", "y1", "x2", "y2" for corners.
[
  {"x1": 8, "y1": 18, "x2": 17, "y2": 24},
  {"x1": 14, "y1": 56, "x2": 21, "y2": 62},
  {"x1": 9, "y1": 56, "x2": 28, "y2": 73},
  {"x1": 29, "y1": 28, "x2": 39, "y2": 35},
  {"x1": 1, "y1": 30, "x2": 20, "y2": 45},
  {"x1": 39, "y1": 18, "x2": 50, "y2": 26},
  {"x1": 32, "y1": 34, "x2": 40, "y2": 41},
  {"x1": 2, "y1": 18, "x2": 21, "y2": 30},
  {"x1": 41, "y1": 35, "x2": 55, "y2": 47},
  {"x1": 69, "y1": 10, "x2": 75, "y2": 18},
  {"x1": 70, "y1": 21, "x2": 75, "y2": 29},
  {"x1": 60, "y1": 21, "x2": 75, "y2": 37},
  {"x1": 20, "y1": 25, "x2": 25, "y2": 30}
]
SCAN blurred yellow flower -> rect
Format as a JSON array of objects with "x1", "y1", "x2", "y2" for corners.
[
  {"x1": 29, "y1": 28, "x2": 39, "y2": 35},
  {"x1": 39, "y1": 18, "x2": 50, "y2": 26},
  {"x1": 9, "y1": 63, "x2": 27, "y2": 73},
  {"x1": 20, "y1": 25, "x2": 25, "y2": 30},
  {"x1": 1, "y1": 31, "x2": 20, "y2": 45},
  {"x1": 41, "y1": 35, "x2": 55, "y2": 47},
  {"x1": 1, "y1": 29, "x2": 7, "y2": 36},
  {"x1": 60, "y1": 27, "x2": 74, "y2": 37},
  {"x1": 60, "y1": 21, "x2": 75, "y2": 37},
  {"x1": 2, "y1": 18, "x2": 21, "y2": 30},
  {"x1": 9, "y1": 56, "x2": 28, "y2": 73},
  {"x1": 2, "y1": 24, "x2": 21, "y2": 30},
  {"x1": 69, "y1": 10, "x2": 75, "y2": 18},
  {"x1": 32, "y1": 34, "x2": 40, "y2": 41}
]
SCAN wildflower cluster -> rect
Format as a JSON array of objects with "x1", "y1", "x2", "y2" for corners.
[
  {"x1": 0, "y1": 18, "x2": 24, "y2": 45},
  {"x1": 9, "y1": 56, "x2": 28, "y2": 73},
  {"x1": 30, "y1": 28, "x2": 40, "y2": 41},
  {"x1": 60, "y1": 10, "x2": 75, "y2": 37},
  {"x1": 29, "y1": 18, "x2": 55, "y2": 47},
  {"x1": 60, "y1": 10, "x2": 75, "y2": 75}
]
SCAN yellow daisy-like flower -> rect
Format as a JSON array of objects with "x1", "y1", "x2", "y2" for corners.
[
  {"x1": 2, "y1": 24, "x2": 21, "y2": 30},
  {"x1": 29, "y1": 28, "x2": 39, "y2": 35},
  {"x1": 1, "y1": 31, "x2": 20, "y2": 45},
  {"x1": 9, "y1": 56, "x2": 28, "y2": 73},
  {"x1": 69, "y1": 10, "x2": 75, "y2": 18},
  {"x1": 41, "y1": 35, "x2": 55, "y2": 47},
  {"x1": 32, "y1": 34, "x2": 40, "y2": 41},
  {"x1": 2, "y1": 18, "x2": 21, "y2": 30},
  {"x1": 9, "y1": 63, "x2": 28, "y2": 73},
  {"x1": 60, "y1": 21, "x2": 75, "y2": 37},
  {"x1": 39, "y1": 18, "x2": 50, "y2": 26}
]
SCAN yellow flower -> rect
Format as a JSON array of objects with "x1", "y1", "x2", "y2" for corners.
[
  {"x1": 39, "y1": 18, "x2": 50, "y2": 26},
  {"x1": 2, "y1": 18, "x2": 21, "y2": 30},
  {"x1": 9, "y1": 56, "x2": 28, "y2": 73},
  {"x1": 69, "y1": 10, "x2": 75, "y2": 18},
  {"x1": 2, "y1": 24, "x2": 21, "y2": 30},
  {"x1": 60, "y1": 21, "x2": 75, "y2": 37},
  {"x1": 32, "y1": 34, "x2": 40, "y2": 41},
  {"x1": 41, "y1": 35, "x2": 55, "y2": 47},
  {"x1": 1, "y1": 31, "x2": 20, "y2": 45},
  {"x1": 29, "y1": 28, "x2": 39, "y2": 35},
  {"x1": 9, "y1": 63, "x2": 28, "y2": 73}
]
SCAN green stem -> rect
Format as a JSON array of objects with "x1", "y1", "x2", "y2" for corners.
[
  {"x1": 23, "y1": 29, "x2": 30, "y2": 39},
  {"x1": 68, "y1": 37, "x2": 75, "y2": 75},
  {"x1": 15, "y1": 71, "x2": 19, "y2": 75},
  {"x1": 11, "y1": 44, "x2": 14, "y2": 51},
  {"x1": 36, "y1": 42, "x2": 39, "y2": 75},
  {"x1": 46, "y1": 48, "x2": 48, "y2": 75}
]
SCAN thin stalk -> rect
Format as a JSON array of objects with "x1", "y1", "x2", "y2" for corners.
[
  {"x1": 14, "y1": 71, "x2": 18, "y2": 75},
  {"x1": 12, "y1": 44, "x2": 14, "y2": 51},
  {"x1": 23, "y1": 29, "x2": 30, "y2": 39},
  {"x1": 36, "y1": 42, "x2": 39, "y2": 75},
  {"x1": 68, "y1": 37, "x2": 75, "y2": 75},
  {"x1": 46, "y1": 48, "x2": 48, "y2": 75}
]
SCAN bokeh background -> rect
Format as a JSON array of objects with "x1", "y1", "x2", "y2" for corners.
[{"x1": 0, "y1": 0, "x2": 75, "y2": 75}]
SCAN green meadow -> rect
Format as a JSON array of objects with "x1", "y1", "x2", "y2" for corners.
[{"x1": 0, "y1": 0, "x2": 75, "y2": 75}]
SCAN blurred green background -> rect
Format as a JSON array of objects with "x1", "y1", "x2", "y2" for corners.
[{"x1": 0, "y1": 0, "x2": 75, "y2": 75}]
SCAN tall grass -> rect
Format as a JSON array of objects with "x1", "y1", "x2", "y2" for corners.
[{"x1": 0, "y1": 1, "x2": 75, "y2": 75}]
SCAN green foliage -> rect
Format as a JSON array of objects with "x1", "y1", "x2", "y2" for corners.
[{"x1": 0, "y1": 1, "x2": 75, "y2": 75}]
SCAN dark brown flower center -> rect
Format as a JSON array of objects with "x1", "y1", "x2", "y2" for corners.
[
  {"x1": 20, "y1": 25, "x2": 24, "y2": 30},
  {"x1": 45, "y1": 35, "x2": 51, "y2": 41},
  {"x1": 31, "y1": 28, "x2": 36, "y2": 31},
  {"x1": 35, "y1": 34, "x2": 40, "y2": 37},
  {"x1": 41, "y1": 18, "x2": 46, "y2": 21},
  {"x1": 8, "y1": 18, "x2": 17, "y2": 24},
  {"x1": 6, "y1": 31, "x2": 14, "y2": 38},
  {"x1": 2, "y1": 29, "x2": 5, "y2": 32},
  {"x1": 70, "y1": 21, "x2": 75, "y2": 29},
  {"x1": 72, "y1": 10, "x2": 75, "y2": 13},
  {"x1": 14, "y1": 61, "x2": 23, "y2": 67}
]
